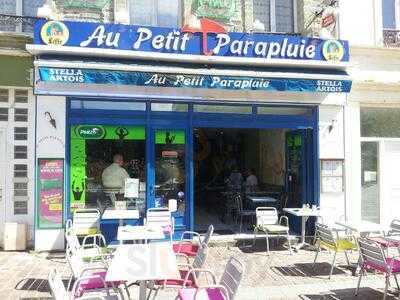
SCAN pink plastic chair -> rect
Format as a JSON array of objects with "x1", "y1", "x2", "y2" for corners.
[
  {"x1": 173, "y1": 225, "x2": 214, "y2": 257},
  {"x1": 355, "y1": 238, "x2": 400, "y2": 300},
  {"x1": 178, "y1": 257, "x2": 245, "y2": 300}
]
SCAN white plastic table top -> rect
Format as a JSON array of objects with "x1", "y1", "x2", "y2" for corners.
[
  {"x1": 247, "y1": 195, "x2": 278, "y2": 203},
  {"x1": 117, "y1": 225, "x2": 165, "y2": 241},
  {"x1": 283, "y1": 207, "x2": 322, "y2": 217},
  {"x1": 105, "y1": 243, "x2": 179, "y2": 282},
  {"x1": 334, "y1": 220, "x2": 390, "y2": 234},
  {"x1": 101, "y1": 208, "x2": 139, "y2": 220}
]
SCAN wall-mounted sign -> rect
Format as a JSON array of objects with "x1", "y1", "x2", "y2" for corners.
[
  {"x1": 38, "y1": 67, "x2": 352, "y2": 93},
  {"x1": 37, "y1": 158, "x2": 64, "y2": 229},
  {"x1": 33, "y1": 19, "x2": 349, "y2": 63},
  {"x1": 75, "y1": 125, "x2": 106, "y2": 139},
  {"x1": 193, "y1": 0, "x2": 237, "y2": 21}
]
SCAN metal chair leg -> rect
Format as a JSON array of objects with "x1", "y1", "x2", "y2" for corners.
[
  {"x1": 253, "y1": 227, "x2": 258, "y2": 247},
  {"x1": 384, "y1": 275, "x2": 389, "y2": 300},
  {"x1": 395, "y1": 274, "x2": 400, "y2": 291},
  {"x1": 313, "y1": 244, "x2": 320, "y2": 267},
  {"x1": 329, "y1": 251, "x2": 337, "y2": 279},
  {"x1": 344, "y1": 250, "x2": 350, "y2": 266},
  {"x1": 355, "y1": 267, "x2": 363, "y2": 296},
  {"x1": 287, "y1": 231, "x2": 292, "y2": 255},
  {"x1": 265, "y1": 232, "x2": 270, "y2": 256}
]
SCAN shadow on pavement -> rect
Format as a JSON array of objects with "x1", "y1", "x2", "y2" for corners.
[{"x1": 299, "y1": 287, "x2": 395, "y2": 300}]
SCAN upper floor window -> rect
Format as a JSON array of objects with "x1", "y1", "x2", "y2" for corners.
[
  {"x1": 129, "y1": 0, "x2": 180, "y2": 27},
  {"x1": 253, "y1": 0, "x2": 295, "y2": 33},
  {"x1": 0, "y1": 0, "x2": 45, "y2": 33},
  {"x1": 382, "y1": 0, "x2": 397, "y2": 29}
]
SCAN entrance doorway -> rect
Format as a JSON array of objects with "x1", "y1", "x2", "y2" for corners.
[
  {"x1": 0, "y1": 129, "x2": 6, "y2": 247},
  {"x1": 193, "y1": 127, "x2": 312, "y2": 234}
]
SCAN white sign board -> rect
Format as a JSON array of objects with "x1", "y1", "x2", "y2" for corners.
[{"x1": 124, "y1": 178, "x2": 139, "y2": 198}]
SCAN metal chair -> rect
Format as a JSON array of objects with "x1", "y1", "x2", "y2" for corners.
[
  {"x1": 313, "y1": 223, "x2": 357, "y2": 279},
  {"x1": 178, "y1": 257, "x2": 245, "y2": 300},
  {"x1": 233, "y1": 194, "x2": 256, "y2": 233},
  {"x1": 253, "y1": 207, "x2": 292, "y2": 255},
  {"x1": 48, "y1": 268, "x2": 119, "y2": 300},
  {"x1": 173, "y1": 224, "x2": 214, "y2": 257},
  {"x1": 69, "y1": 208, "x2": 101, "y2": 237},
  {"x1": 355, "y1": 238, "x2": 400, "y2": 300},
  {"x1": 144, "y1": 207, "x2": 175, "y2": 242}
]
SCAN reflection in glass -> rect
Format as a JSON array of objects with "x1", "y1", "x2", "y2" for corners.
[
  {"x1": 361, "y1": 141, "x2": 379, "y2": 223},
  {"x1": 154, "y1": 130, "x2": 186, "y2": 216}
]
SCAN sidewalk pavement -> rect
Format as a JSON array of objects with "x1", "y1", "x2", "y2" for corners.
[{"x1": 0, "y1": 241, "x2": 397, "y2": 299}]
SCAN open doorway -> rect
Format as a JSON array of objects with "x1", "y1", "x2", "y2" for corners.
[{"x1": 193, "y1": 127, "x2": 310, "y2": 234}]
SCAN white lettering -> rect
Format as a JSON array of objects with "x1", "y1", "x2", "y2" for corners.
[
  {"x1": 266, "y1": 42, "x2": 281, "y2": 59},
  {"x1": 254, "y1": 42, "x2": 268, "y2": 56},
  {"x1": 80, "y1": 25, "x2": 107, "y2": 47},
  {"x1": 305, "y1": 45, "x2": 316, "y2": 58},
  {"x1": 133, "y1": 27, "x2": 152, "y2": 49},
  {"x1": 213, "y1": 34, "x2": 230, "y2": 54},
  {"x1": 230, "y1": 40, "x2": 243, "y2": 55},
  {"x1": 152, "y1": 35, "x2": 165, "y2": 50}
]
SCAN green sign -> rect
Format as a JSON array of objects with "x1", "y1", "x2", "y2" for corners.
[
  {"x1": 75, "y1": 125, "x2": 106, "y2": 139},
  {"x1": 155, "y1": 130, "x2": 185, "y2": 145},
  {"x1": 193, "y1": 0, "x2": 237, "y2": 21}
]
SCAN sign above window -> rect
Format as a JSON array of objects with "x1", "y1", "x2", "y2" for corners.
[
  {"x1": 193, "y1": 0, "x2": 237, "y2": 21},
  {"x1": 32, "y1": 19, "x2": 350, "y2": 66}
]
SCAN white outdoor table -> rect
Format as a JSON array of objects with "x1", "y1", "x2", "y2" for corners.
[
  {"x1": 283, "y1": 207, "x2": 322, "y2": 249},
  {"x1": 102, "y1": 209, "x2": 140, "y2": 226},
  {"x1": 334, "y1": 220, "x2": 390, "y2": 237},
  {"x1": 105, "y1": 243, "x2": 179, "y2": 300},
  {"x1": 117, "y1": 225, "x2": 165, "y2": 244}
]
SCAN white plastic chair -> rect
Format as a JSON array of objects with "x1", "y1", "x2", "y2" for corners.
[
  {"x1": 69, "y1": 209, "x2": 101, "y2": 237},
  {"x1": 48, "y1": 268, "x2": 119, "y2": 300},
  {"x1": 253, "y1": 207, "x2": 292, "y2": 255},
  {"x1": 178, "y1": 257, "x2": 245, "y2": 300},
  {"x1": 144, "y1": 207, "x2": 175, "y2": 242}
]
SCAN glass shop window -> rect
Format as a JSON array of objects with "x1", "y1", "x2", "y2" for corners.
[
  {"x1": 129, "y1": 0, "x2": 179, "y2": 27},
  {"x1": 70, "y1": 125, "x2": 146, "y2": 215}
]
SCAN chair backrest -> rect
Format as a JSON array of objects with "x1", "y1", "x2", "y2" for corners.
[
  {"x1": 358, "y1": 238, "x2": 388, "y2": 272},
  {"x1": 66, "y1": 247, "x2": 84, "y2": 278},
  {"x1": 233, "y1": 194, "x2": 243, "y2": 213},
  {"x1": 390, "y1": 219, "x2": 400, "y2": 234},
  {"x1": 72, "y1": 209, "x2": 100, "y2": 235},
  {"x1": 255, "y1": 207, "x2": 278, "y2": 226},
  {"x1": 48, "y1": 268, "x2": 68, "y2": 300},
  {"x1": 315, "y1": 223, "x2": 336, "y2": 248},
  {"x1": 219, "y1": 257, "x2": 245, "y2": 300},
  {"x1": 202, "y1": 225, "x2": 214, "y2": 246},
  {"x1": 146, "y1": 207, "x2": 172, "y2": 227},
  {"x1": 192, "y1": 243, "x2": 208, "y2": 269}
]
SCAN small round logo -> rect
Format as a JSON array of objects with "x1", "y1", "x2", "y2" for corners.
[
  {"x1": 322, "y1": 40, "x2": 344, "y2": 62},
  {"x1": 40, "y1": 21, "x2": 69, "y2": 46}
]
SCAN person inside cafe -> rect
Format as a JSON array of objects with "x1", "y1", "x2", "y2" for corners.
[
  {"x1": 227, "y1": 166, "x2": 243, "y2": 191},
  {"x1": 245, "y1": 168, "x2": 258, "y2": 193},
  {"x1": 102, "y1": 154, "x2": 130, "y2": 195}
]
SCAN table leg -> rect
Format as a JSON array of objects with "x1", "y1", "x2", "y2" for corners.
[
  {"x1": 139, "y1": 280, "x2": 147, "y2": 300},
  {"x1": 294, "y1": 216, "x2": 309, "y2": 250}
]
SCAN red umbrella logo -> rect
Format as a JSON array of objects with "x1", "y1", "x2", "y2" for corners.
[{"x1": 182, "y1": 18, "x2": 226, "y2": 56}]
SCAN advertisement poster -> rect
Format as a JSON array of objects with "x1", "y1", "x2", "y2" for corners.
[{"x1": 37, "y1": 159, "x2": 64, "y2": 228}]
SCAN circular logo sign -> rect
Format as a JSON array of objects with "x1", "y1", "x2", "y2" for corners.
[
  {"x1": 76, "y1": 125, "x2": 106, "y2": 139},
  {"x1": 322, "y1": 40, "x2": 344, "y2": 62},
  {"x1": 40, "y1": 21, "x2": 69, "y2": 46}
]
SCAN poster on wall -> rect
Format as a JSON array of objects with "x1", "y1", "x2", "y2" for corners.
[{"x1": 37, "y1": 158, "x2": 64, "y2": 228}]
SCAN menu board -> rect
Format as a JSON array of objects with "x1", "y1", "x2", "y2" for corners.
[
  {"x1": 37, "y1": 159, "x2": 64, "y2": 228},
  {"x1": 320, "y1": 159, "x2": 344, "y2": 193}
]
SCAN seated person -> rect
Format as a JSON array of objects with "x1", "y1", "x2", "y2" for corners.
[
  {"x1": 245, "y1": 168, "x2": 258, "y2": 193},
  {"x1": 102, "y1": 154, "x2": 130, "y2": 195},
  {"x1": 228, "y1": 167, "x2": 243, "y2": 190}
]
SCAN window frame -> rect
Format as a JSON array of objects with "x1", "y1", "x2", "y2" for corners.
[
  {"x1": 382, "y1": 0, "x2": 400, "y2": 30},
  {"x1": 253, "y1": 0, "x2": 298, "y2": 33},
  {"x1": 127, "y1": 0, "x2": 182, "y2": 28}
]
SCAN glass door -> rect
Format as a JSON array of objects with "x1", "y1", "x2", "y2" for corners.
[{"x1": 148, "y1": 128, "x2": 189, "y2": 233}]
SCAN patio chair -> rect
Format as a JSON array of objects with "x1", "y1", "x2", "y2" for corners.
[
  {"x1": 253, "y1": 207, "x2": 292, "y2": 255},
  {"x1": 144, "y1": 207, "x2": 175, "y2": 242},
  {"x1": 177, "y1": 257, "x2": 245, "y2": 300},
  {"x1": 369, "y1": 219, "x2": 400, "y2": 253},
  {"x1": 67, "y1": 209, "x2": 101, "y2": 237},
  {"x1": 233, "y1": 194, "x2": 256, "y2": 233},
  {"x1": 173, "y1": 224, "x2": 214, "y2": 257},
  {"x1": 313, "y1": 223, "x2": 357, "y2": 279},
  {"x1": 148, "y1": 243, "x2": 208, "y2": 299},
  {"x1": 65, "y1": 247, "x2": 128, "y2": 299},
  {"x1": 65, "y1": 226, "x2": 112, "y2": 262},
  {"x1": 48, "y1": 268, "x2": 119, "y2": 300},
  {"x1": 355, "y1": 237, "x2": 400, "y2": 300}
]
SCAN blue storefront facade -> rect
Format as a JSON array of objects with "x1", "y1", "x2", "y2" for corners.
[{"x1": 28, "y1": 19, "x2": 351, "y2": 250}]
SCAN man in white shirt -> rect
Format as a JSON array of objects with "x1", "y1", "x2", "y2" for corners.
[
  {"x1": 245, "y1": 168, "x2": 258, "y2": 193},
  {"x1": 102, "y1": 154, "x2": 130, "y2": 193}
]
